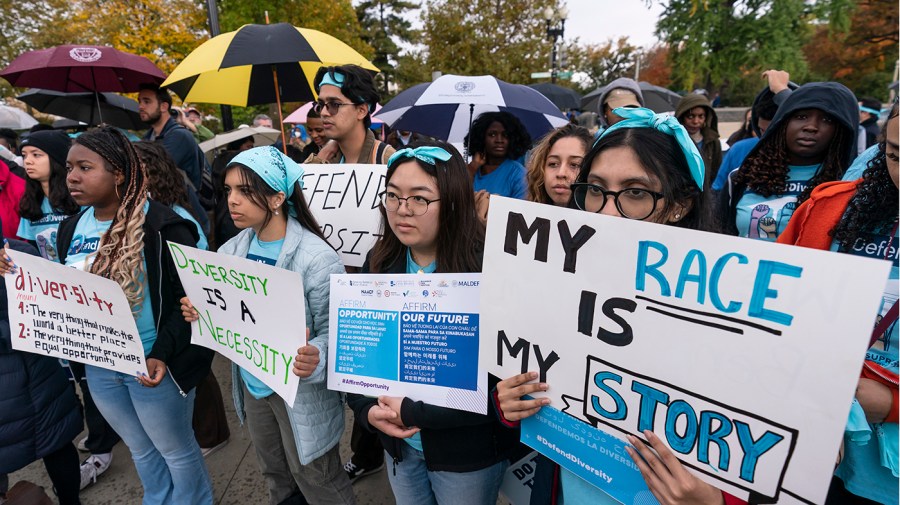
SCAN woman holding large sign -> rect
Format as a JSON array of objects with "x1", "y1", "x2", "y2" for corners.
[
  {"x1": 181, "y1": 146, "x2": 354, "y2": 505},
  {"x1": 779, "y1": 102, "x2": 899, "y2": 505},
  {"x1": 347, "y1": 141, "x2": 519, "y2": 505},
  {"x1": 495, "y1": 108, "x2": 746, "y2": 505}
]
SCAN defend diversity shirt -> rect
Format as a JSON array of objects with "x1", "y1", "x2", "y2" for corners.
[
  {"x1": 734, "y1": 164, "x2": 820, "y2": 242},
  {"x1": 240, "y1": 235, "x2": 285, "y2": 399},
  {"x1": 17, "y1": 197, "x2": 75, "y2": 262}
]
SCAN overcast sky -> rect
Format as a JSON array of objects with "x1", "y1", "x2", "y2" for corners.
[{"x1": 563, "y1": 0, "x2": 665, "y2": 48}]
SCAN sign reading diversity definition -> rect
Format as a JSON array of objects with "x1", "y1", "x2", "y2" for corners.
[
  {"x1": 168, "y1": 242, "x2": 304, "y2": 405},
  {"x1": 328, "y1": 273, "x2": 487, "y2": 414},
  {"x1": 480, "y1": 197, "x2": 891, "y2": 505},
  {"x1": 300, "y1": 164, "x2": 386, "y2": 267},
  {"x1": 5, "y1": 250, "x2": 145, "y2": 376}
]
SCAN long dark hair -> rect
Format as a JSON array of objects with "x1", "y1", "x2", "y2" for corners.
[
  {"x1": 464, "y1": 111, "x2": 531, "y2": 160},
  {"x1": 368, "y1": 140, "x2": 485, "y2": 273},
  {"x1": 224, "y1": 164, "x2": 326, "y2": 242},
  {"x1": 733, "y1": 111, "x2": 846, "y2": 206},
  {"x1": 527, "y1": 124, "x2": 593, "y2": 205},
  {"x1": 19, "y1": 151, "x2": 79, "y2": 221},
  {"x1": 133, "y1": 141, "x2": 198, "y2": 221},
  {"x1": 832, "y1": 102, "x2": 899, "y2": 249},
  {"x1": 577, "y1": 127, "x2": 715, "y2": 232}
]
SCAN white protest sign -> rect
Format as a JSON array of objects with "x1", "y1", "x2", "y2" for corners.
[
  {"x1": 167, "y1": 242, "x2": 304, "y2": 405},
  {"x1": 5, "y1": 250, "x2": 145, "y2": 376},
  {"x1": 499, "y1": 451, "x2": 539, "y2": 505},
  {"x1": 480, "y1": 197, "x2": 891, "y2": 505},
  {"x1": 328, "y1": 273, "x2": 487, "y2": 414},
  {"x1": 300, "y1": 164, "x2": 386, "y2": 267}
]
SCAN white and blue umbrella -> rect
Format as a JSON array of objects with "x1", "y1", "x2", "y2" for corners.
[{"x1": 374, "y1": 75, "x2": 569, "y2": 147}]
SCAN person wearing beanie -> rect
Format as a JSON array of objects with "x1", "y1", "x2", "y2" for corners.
[
  {"x1": 859, "y1": 97, "x2": 882, "y2": 150},
  {"x1": 675, "y1": 93, "x2": 722, "y2": 191}
]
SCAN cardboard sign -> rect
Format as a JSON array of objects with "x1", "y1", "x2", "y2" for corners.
[
  {"x1": 499, "y1": 451, "x2": 540, "y2": 505},
  {"x1": 168, "y1": 242, "x2": 305, "y2": 405},
  {"x1": 300, "y1": 164, "x2": 386, "y2": 267},
  {"x1": 5, "y1": 250, "x2": 145, "y2": 376},
  {"x1": 328, "y1": 273, "x2": 487, "y2": 414},
  {"x1": 480, "y1": 197, "x2": 891, "y2": 504}
]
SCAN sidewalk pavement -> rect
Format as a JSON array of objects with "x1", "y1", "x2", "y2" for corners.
[{"x1": 9, "y1": 355, "x2": 396, "y2": 505}]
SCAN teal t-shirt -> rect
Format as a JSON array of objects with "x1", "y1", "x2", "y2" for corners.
[
  {"x1": 17, "y1": 197, "x2": 73, "y2": 262},
  {"x1": 239, "y1": 235, "x2": 284, "y2": 400},
  {"x1": 734, "y1": 164, "x2": 820, "y2": 242},
  {"x1": 402, "y1": 248, "x2": 437, "y2": 452},
  {"x1": 172, "y1": 204, "x2": 208, "y2": 251},
  {"x1": 64, "y1": 206, "x2": 157, "y2": 355},
  {"x1": 831, "y1": 223, "x2": 899, "y2": 504},
  {"x1": 473, "y1": 159, "x2": 527, "y2": 199},
  {"x1": 559, "y1": 468, "x2": 619, "y2": 505}
]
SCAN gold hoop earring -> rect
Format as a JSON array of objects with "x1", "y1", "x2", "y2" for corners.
[{"x1": 115, "y1": 185, "x2": 121, "y2": 200}]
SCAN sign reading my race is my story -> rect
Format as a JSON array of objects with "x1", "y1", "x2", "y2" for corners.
[
  {"x1": 167, "y1": 242, "x2": 304, "y2": 406},
  {"x1": 300, "y1": 164, "x2": 386, "y2": 268},
  {"x1": 5, "y1": 250, "x2": 145, "y2": 376},
  {"x1": 328, "y1": 273, "x2": 487, "y2": 414},
  {"x1": 480, "y1": 197, "x2": 891, "y2": 505}
]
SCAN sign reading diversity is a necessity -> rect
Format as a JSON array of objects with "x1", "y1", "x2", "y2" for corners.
[
  {"x1": 300, "y1": 164, "x2": 386, "y2": 268},
  {"x1": 168, "y1": 242, "x2": 305, "y2": 405},
  {"x1": 328, "y1": 273, "x2": 487, "y2": 414},
  {"x1": 5, "y1": 250, "x2": 145, "y2": 376},
  {"x1": 480, "y1": 197, "x2": 891, "y2": 505}
]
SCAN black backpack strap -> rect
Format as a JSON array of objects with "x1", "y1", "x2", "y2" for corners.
[{"x1": 374, "y1": 141, "x2": 389, "y2": 164}]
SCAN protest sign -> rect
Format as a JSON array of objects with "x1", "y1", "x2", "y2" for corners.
[
  {"x1": 300, "y1": 164, "x2": 386, "y2": 267},
  {"x1": 328, "y1": 273, "x2": 487, "y2": 414},
  {"x1": 167, "y1": 242, "x2": 304, "y2": 405},
  {"x1": 5, "y1": 250, "x2": 145, "y2": 376},
  {"x1": 480, "y1": 197, "x2": 891, "y2": 505},
  {"x1": 499, "y1": 451, "x2": 539, "y2": 505}
]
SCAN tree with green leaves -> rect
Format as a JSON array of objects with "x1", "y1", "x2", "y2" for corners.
[
  {"x1": 355, "y1": 0, "x2": 419, "y2": 95},
  {"x1": 573, "y1": 37, "x2": 640, "y2": 93}
]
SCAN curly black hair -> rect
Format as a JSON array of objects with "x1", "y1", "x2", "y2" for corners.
[
  {"x1": 133, "y1": 141, "x2": 198, "y2": 221},
  {"x1": 464, "y1": 111, "x2": 532, "y2": 160},
  {"x1": 832, "y1": 102, "x2": 899, "y2": 250},
  {"x1": 313, "y1": 65, "x2": 380, "y2": 128}
]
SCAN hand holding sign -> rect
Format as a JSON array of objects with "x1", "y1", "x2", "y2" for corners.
[
  {"x1": 626, "y1": 431, "x2": 725, "y2": 505},
  {"x1": 139, "y1": 358, "x2": 167, "y2": 387},
  {"x1": 367, "y1": 400, "x2": 419, "y2": 439},
  {"x1": 496, "y1": 371, "x2": 549, "y2": 422},
  {"x1": 292, "y1": 329, "x2": 318, "y2": 379},
  {"x1": 0, "y1": 239, "x2": 17, "y2": 275}
]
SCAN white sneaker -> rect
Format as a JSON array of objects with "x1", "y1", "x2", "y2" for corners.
[{"x1": 79, "y1": 454, "x2": 112, "y2": 490}]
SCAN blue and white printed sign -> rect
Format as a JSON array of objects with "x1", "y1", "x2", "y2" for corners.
[
  {"x1": 480, "y1": 197, "x2": 891, "y2": 505},
  {"x1": 328, "y1": 273, "x2": 487, "y2": 414}
]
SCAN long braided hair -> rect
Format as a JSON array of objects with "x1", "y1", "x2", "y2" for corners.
[
  {"x1": 832, "y1": 102, "x2": 899, "y2": 249},
  {"x1": 73, "y1": 126, "x2": 149, "y2": 313},
  {"x1": 733, "y1": 115, "x2": 846, "y2": 206}
]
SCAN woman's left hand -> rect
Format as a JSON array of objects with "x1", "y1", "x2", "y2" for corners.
[
  {"x1": 292, "y1": 329, "x2": 319, "y2": 378},
  {"x1": 377, "y1": 395, "x2": 406, "y2": 426},
  {"x1": 626, "y1": 431, "x2": 724, "y2": 505},
  {"x1": 139, "y1": 358, "x2": 167, "y2": 387}
]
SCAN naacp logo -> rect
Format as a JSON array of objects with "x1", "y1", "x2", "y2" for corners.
[
  {"x1": 454, "y1": 81, "x2": 476, "y2": 93},
  {"x1": 69, "y1": 47, "x2": 102, "y2": 63}
]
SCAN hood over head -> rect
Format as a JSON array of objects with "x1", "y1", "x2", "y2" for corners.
[
  {"x1": 674, "y1": 93, "x2": 719, "y2": 134},
  {"x1": 596, "y1": 78, "x2": 644, "y2": 125}
]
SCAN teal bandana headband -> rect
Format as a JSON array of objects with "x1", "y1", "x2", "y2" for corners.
[
  {"x1": 860, "y1": 106, "x2": 880, "y2": 115},
  {"x1": 388, "y1": 146, "x2": 453, "y2": 168},
  {"x1": 228, "y1": 146, "x2": 305, "y2": 216},
  {"x1": 597, "y1": 107, "x2": 706, "y2": 191},
  {"x1": 318, "y1": 70, "x2": 345, "y2": 91}
]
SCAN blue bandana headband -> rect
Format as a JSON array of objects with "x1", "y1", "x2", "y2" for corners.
[
  {"x1": 388, "y1": 146, "x2": 453, "y2": 168},
  {"x1": 860, "y1": 106, "x2": 880, "y2": 115},
  {"x1": 228, "y1": 146, "x2": 305, "y2": 216},
  {"x1": 318, "y1": 70, "x2": 345, "y2": 91},
  {"x1": 596, "y1": 107, "x2": 705, "y2": 190}
]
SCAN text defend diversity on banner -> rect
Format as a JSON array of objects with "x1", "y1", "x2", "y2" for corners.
[
  {"x1": 167, "y1": 242, "x2": 304, "y2": 405},
  {"x1": 328, "y1": 273, "x2": 487, "y2": 414},
  {"x1": 479, "y1": 197, "x2": 890, "y2": 505},
  {"x1": 5, "y1": 250, "x2": 145, "y2": 376},
  {"x1": 300, "y1": 164, "x2": 386, "y2": 268}
]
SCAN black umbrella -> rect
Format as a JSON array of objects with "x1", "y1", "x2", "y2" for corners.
[
  {"x1": 527, "y1": 83, "x2": 581, "y2": 110},
  {"x1": 582, "y1": 81, "x2": 683, "y2": 114},
  {"x1": 17, "y1": 88, "x2": 144, "y2": 130}
]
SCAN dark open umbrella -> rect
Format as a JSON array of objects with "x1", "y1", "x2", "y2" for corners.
[
  {"x1": 528, "y1": 83, "x2": 581, "y2": 110},
  {"x1": 582, "y1": 81, "x2": 682, "y2": 113},
  {"x1": 17, "y1": 89, "x2": 144, "y2": 130}
]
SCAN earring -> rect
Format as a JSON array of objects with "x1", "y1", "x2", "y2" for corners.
[
  {"x1": 674, "y1": 213, "x2": 681, "y2": 220},
  {"x1": 273, "y1": 209, "x2": 280, "y2": 216},
  {"x1": 115, "y1": 185, "x2": 121, "y2": 200}
]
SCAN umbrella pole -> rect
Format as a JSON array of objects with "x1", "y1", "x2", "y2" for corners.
[
  {"x1": 272, "y1": 65, "x2": 288, "y2": 154},
  {"x1": 90, "y1": 70, "x2": 104, "y2": 125},
  {"x1": 464, "y1": 103, "x2": 474, "y2": 160}
]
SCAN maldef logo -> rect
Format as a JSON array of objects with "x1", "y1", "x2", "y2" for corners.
[
  {"x1": 69, "y1": 48, "x2": 102, "y2": 63},
  {"x1": 454, "y1": 81, "x2": 475, "y2": 93}
]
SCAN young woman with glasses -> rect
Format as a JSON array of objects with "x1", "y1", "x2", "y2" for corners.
[
  {"x1": 494, "y1": 108, "x2": 742, "y2": 505},
  {"x1": 347, "y1": 140, "x2": 519, "y2": 505}
]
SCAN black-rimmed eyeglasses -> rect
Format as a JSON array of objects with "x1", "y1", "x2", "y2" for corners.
[
  {"x1": 313, "y1": 100, "x2": 355, "y2": 115},
  {"x1": 570, "y1": 183, "x2": 664, "y2": 220}
]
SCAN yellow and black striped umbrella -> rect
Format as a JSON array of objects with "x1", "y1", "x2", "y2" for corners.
[{"x1": 163, "y1": 23, "x2": 378, "y2": 107}]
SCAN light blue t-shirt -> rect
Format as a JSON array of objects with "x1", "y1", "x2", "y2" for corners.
[
  {"x1": 712, "y1": 137, "x2": 759, "y2": 191},
  {"x1": 831, "y1": 224, "x2": 899, "y2": 504},
  {"x1": 172, "y1": 204, "x2": 208, "y2": 251},
  {"x1": 559, "y1": 468, "x2": 619, "y2": 505},
  {"x1": 17, "y1": 197, "x2": 73, "y2": 263},
  {"x1": 842, "y1": 144, "x2": 880, "y2": 182},
  {"x1": 403, "y1": 248, "x2": 437, "y2": 452},
  {"x1": 64, "y1": 206, "x2": 157, "y2": 355},
  {"x1": 473, "y1": 159, "x2": 527, "y2": 199},
  {"x1": 734, "y1": 164, "x2": 820, "y2": 242},
  {"x1": 239, "y1": 235, "x2": 284, "y2": 400}
]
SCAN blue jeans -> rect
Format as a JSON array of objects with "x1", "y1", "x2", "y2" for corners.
[
  {"x1": 386, "y1": 445, "x2": 508, "y2": 505},
  {"x1": 86, "y1": 366, "x2": 213, "y2": 505}
]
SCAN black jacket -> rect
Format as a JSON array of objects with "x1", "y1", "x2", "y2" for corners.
[
  {"x1": 143, "y1": 118, "x2": 205, "y2": 191},
  {"x1": 718, "y1": 82, "x2": 859, "y2": 235},
  {"x1": 56, "y1": 200, "x2": 213, "y2": 393},
  {"x1": 347, "y1": 250, "x2": 519, "y2": 473}
]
